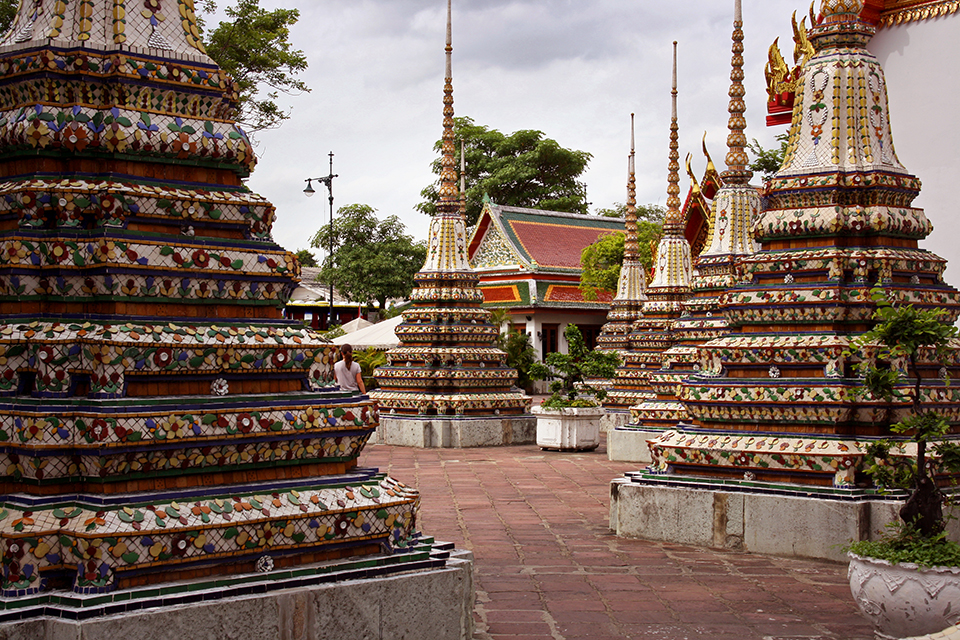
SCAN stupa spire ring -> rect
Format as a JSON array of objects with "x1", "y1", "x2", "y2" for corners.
[
  {"x1": 438, "y1": 0, "x2": 458, "y2": 212},
  {"x1": 665, "y1": 41, "x2": 682, "y2": 228},
  {"x1": 722, "y1": 0, "x2": 753, "y2": 185}
]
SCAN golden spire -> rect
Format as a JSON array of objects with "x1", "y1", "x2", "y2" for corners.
[
  {"x1": 664, "y1": 41, "x2": 682, "y2": 230},
  {"x1": 624, "y1": 113, "x2": 639, "y2": 260},
  {"x1": 437, "y1": 0, "x2": 458, "y2": 215},
  {"x1": 722, "y1": 0, "x2": 752, "y2": 185}
]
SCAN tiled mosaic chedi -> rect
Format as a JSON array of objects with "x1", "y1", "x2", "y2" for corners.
[
  {"x1": 628, "y1": 1, "x2": 761, "y2": 434},
  {"x1": 370, "y1": 3, "x2": 530, "y2": 423},
  {"x1": 0, "y1": 0, "x2": 422, "y2": 605},
  {"x1": 604, "y1": 43, "x2": 694, "y2": 412},
  {"x1": 648, "y1": 0, "x2": 960, "y2": 487}
]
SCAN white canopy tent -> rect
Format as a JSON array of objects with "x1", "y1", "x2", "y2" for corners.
[{"x1": 331, "y1": 316, "x2": 403, "y2": 350}]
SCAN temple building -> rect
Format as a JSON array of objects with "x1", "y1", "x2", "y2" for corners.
[
  {"x1": 467, "y1": 197, "x2": 622, "y2": 363},
  {"x1": 0, "y1": 0, "x2": 471, "y2": 633},
  {"x1": 612, "y1": 0, "x2": 960, "y2": 561},
  {"x1": 371, "y1": 2, "x2": 534, "y2": 448},
  {"x1": 608, "y1": 0, "x2": 761, "y2": 461}
]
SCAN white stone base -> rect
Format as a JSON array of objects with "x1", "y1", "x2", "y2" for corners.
[
  {"x1": 0, "y1": 549, "x2": 475, "y2": 640},
  {"x1": 599, "y1": 409, "x2": 630, "y2": 433},
  {"x1": 532, "y1": 406, "x2": 602, "y2": 451},
  {"x1": 376, "y1": 415, "x2": 536, "y2": 448},
  {"x1": 606, "y1": 426, "x2": 665, "y2": 462},
  {"x1": 610, "y1": 476, "x2": 960, "y2": 563}
]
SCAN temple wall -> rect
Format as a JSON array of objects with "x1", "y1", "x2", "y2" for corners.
[{"x1": 869, "y1": 16, "x2": 960, "y2": 284}]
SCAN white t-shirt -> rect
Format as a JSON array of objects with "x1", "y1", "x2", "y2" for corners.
[{"x1": 334, "y1": 359, "x2": 362, "y2": 391}]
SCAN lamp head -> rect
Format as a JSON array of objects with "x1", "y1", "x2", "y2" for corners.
[{"x1": 303, "y1": 179, "x2": 316, "y2": 197}]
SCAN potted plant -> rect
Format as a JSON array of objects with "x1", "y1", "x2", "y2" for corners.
[
  {"x1": 529, "y1": 324, "x2": 620, "y2": 451},
  {"x1": 353, "y1": 347, "x2": 386, "y2": 392},
  {"x1": 846, "y1": 289, "x2": 960, "y2": 639}
]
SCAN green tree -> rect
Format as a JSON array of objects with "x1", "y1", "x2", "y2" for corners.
[
  {"x1": 595, "y1": 203, "x2": 665, "y2": 223},
  {"x1": 417, "y1": 116, "x2": 592, "y2": 226},
  {"x1": 579, "y1": 215, "x2": 662, "y2": 301},
  {"x1": 0, "y1": 0, "x2": 14, "y2": 33},
  {"x1": 850, "y1": 289, "x2": 960, "y2": 540},
  {"x1": 501, "y1": 328, "x2": 537, "y2": 394},
  {"x1": 747, "y1": 132, "x2": 789, "y2": 181},
  {"x1": 295, "y1": 249, "x2": 317, "y2": 268},
  {"x1": 529, "y1": 325, "x2": 620, "y2": 408},
  {"x1": 310, "y1": 204, "x2": 427, "y2": 310},
  {"x1": 202, "y1": 0, "x2": 308, "y2": 133}
]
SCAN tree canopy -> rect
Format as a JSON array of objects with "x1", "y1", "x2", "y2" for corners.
[
  {"x1": 747, "y1": 132, "x2": 789, "y2": 182},
  {"x1": 295, "y1": 249, "x2": 317, "y2": 268},
  {"x1": 202, "y1": 0, "x2": 309, "y2": 134},
  {"x1": 417, "y1": 117, "x2": 592, "y2": 226},
  {"x1": 309, "y1": 204, "x2": 427, "y2": 310},
  {"x1": 579, "y1": 208, "x2": 663, "y2": 301},
  {"x1": 0, "y1": 1, "x2": 14, "y2": 32}
]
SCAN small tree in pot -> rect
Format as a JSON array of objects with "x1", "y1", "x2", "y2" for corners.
[
  {"x1": 528, "y1": 325, "x2": 619, "y2": 450},
  {"x1": 846, "y1": 289, "x2": 960, "y2": 638},
  {"x1": 529, "y1": 324, "x2": 620, "y2": 409}
]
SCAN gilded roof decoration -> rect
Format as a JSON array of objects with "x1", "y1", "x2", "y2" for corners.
[{"x1": 877, "y1": 0, "x2": 960, "y2": 24}]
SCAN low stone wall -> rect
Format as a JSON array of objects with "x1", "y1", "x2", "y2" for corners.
[
  {"x1": 610, "y1": 475, "x2": 960, "y2": 563},
  {"x1": 376, "y1": 415, "x2": 536, "y2": 448},
  {"x1": 0, "y1": 549, "x2": 475, "y2": 640}
]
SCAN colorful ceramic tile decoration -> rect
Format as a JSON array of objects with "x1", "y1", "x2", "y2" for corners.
[
  {"x1": 647, "y1": 0, "x2": 960, "y2": 488},
  {"x1": 604, "y1": 43, "x2": 695, "y2": 412},
  {"x1": 0, "y1": 0, "x2": 422, "y2": 605},
  {"x1": 370, "y1": 1, "x2": 530, "y2": 420},
  {"x1": 624, "y1": 0, "x2": 761, "y2": 433}
]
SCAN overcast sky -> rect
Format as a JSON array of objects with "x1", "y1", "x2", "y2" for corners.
[{"x1": 234, "y1": 1, "x2": 869, "y2": 261}]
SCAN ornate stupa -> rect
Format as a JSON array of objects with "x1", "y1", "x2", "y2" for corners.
[
  {"x1": 645, "y1": 0, "x2": 960, "y2": 488},
  {"x1": 0, "y1": 0, "x2": 460, "y2": 622},
  {"x1": 595, "y1": 114, "x2": 647, "y2": 355},
  {"x1": 371, "y1": 0, "x2": 533, "y2": 448},
  {"x1": 604, "y1": 42, "x2": 693, "y2": 412},
  {"x1": 627, "y1": 0, "x2": 762, "y2": 436}
]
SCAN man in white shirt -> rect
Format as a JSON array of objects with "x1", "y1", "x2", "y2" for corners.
[{"x1": 333, "y1": 344, "x2": 366, "y2": 393}]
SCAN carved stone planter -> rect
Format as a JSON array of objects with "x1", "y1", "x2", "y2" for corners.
[
  {"x1": 848, "y1": 552, "x2": 960, "y2": 639},
  {"x1": 532, "y1": 406, "x2": 602, "y2": 451}
]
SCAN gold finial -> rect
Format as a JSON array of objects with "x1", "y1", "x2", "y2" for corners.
[
  {"x1": 624, "y1": 113, "x2": 639, "y2": 260},
  {"x1": 722, "y1": 0, "x2": 752, "y2": 185},
  {"x1": 437, "y1": 0, "x2": 458, "y2": 214},
  {"x1": 665, "y1": 41, "x2": 682, "y2": 229},
  {"x1": 821, "y1": 0, "x2": 864, "y2": 22}
]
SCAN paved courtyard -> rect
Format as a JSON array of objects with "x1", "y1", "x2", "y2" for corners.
[{"x1": 359, "y1": 434, "x2": 874, "y2": 640}]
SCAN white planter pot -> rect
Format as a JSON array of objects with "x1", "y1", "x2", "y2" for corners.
[
  {"x1": 532, "y1": 406, "x2": 603, "y2": 451},
  {"x1": 848, "y1": 552, "x2": 960, "y2": 639}
]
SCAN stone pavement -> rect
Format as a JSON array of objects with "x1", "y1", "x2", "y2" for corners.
[{"x1": 359, "y1": 434, "x2": 874, "y2": 640}]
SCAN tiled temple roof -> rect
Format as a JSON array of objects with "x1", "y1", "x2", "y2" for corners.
[{"x1": 468, "y1": 201, "x2": 624, "y2": 274}]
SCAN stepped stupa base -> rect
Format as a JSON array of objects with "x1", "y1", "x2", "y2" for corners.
[
  {"x1": 610, "y1": 474, "x2": 960, "y2": 562},
  {"x1": 0, "y1": 539, "x2": 474, "y2": 640},
  {"x1": 606, "y1": 424, "x2": 669, "y2": 462},
  {"x1": 376, "y1": 414, "x2": 536, "y2": 448},
  {"x1": 599, "y1": 408, "x2": 631, "y2": 434}
]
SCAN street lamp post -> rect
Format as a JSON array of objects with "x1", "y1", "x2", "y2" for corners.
[{"x1": 303, "y1": 151, "x2": 338, "y2": 329}]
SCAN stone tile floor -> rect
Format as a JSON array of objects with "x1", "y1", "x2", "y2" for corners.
[{"x1": 360, "y1": 434, "x2": 874, "y2": 640}]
